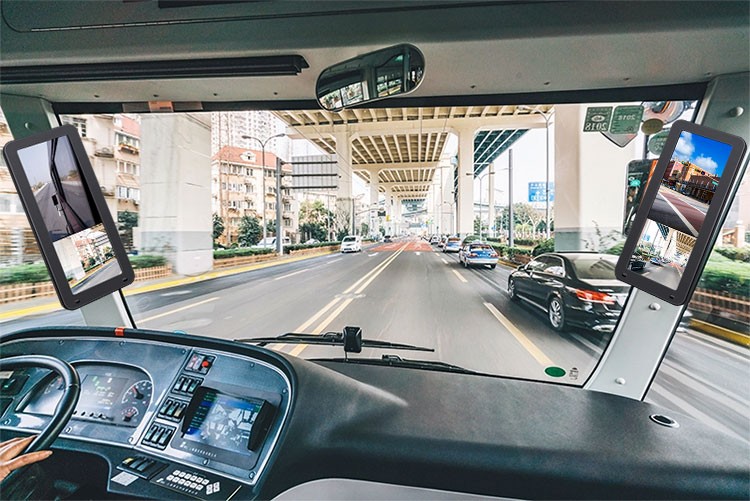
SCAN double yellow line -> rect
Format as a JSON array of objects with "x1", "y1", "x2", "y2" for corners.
[{"x1": 279, "y1": 244, "x2": 408, "y2": 356}]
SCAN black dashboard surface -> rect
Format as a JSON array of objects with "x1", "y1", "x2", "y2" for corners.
[{"x1": 1, "y1": 327, "x2": 748, "y2": 500}]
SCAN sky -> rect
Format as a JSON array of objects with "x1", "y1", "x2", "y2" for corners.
[
  {"x1": 673, "y1": 131, "x2": 732, "y2": 178},
  {"x1": 17, "y1": 141, "x2": 53, "y2": 189}
]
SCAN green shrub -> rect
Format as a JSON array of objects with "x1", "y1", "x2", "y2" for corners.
[
  {"x1": 284, "y1": 241, "x2": 340, "y2": 253},
  {"x1": 0, "y1": 263, "x2": 50, "y2": 285},
  {"x1": 700, "y1": 255, "x2": 750, "y2": 296},
  {"x1": 532, "y1": 238, "x2": 555, "y2": 256},
  {"x1": 605, "y1": 241, "x2": 625, "y2": 256},
  {"x1": 213, "y1": 247, "x2": 274, "y2": 259},
  {"x1": 714, "y1": 246, "x2": 750, "y2": 263},
  {"x1": 128, "y1": 255, "x2": 168, "y2": 269}
]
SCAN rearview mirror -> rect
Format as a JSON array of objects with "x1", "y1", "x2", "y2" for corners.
[{"x1": 316, "y1": 44, "x2": 425, "y2": 111}]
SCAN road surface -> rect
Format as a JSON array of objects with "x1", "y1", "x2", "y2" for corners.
[
  {"x1": 648, "y1": 187, "x2": 708, "y2": 237},
  {"x1": 71, "y1": 259, "x2": 123, "y2": 294},
  {"x1": 1, "y1": 237, "x2": 747, "y2": 442}
]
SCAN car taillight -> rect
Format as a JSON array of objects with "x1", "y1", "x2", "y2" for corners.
[
  {"x1": 489, "y1": 252, "x2": 498, "y2": 257},
  {"x1": 574, "y1": 289, "x2": 615, "y2": 304},
  {"x1": 469, "y1": 252, "x2": 478, "y2": 257}
]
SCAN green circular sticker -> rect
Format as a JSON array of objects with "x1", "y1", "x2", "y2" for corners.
[
  {"x1": 545, "y1": 366, "x2": 566, "y2": 378},
  {"x1": 641, "y1": 118, "x2": 664, "y2": 135}
]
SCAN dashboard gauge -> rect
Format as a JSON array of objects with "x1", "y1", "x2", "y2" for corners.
[
  {"x1": 42, "y1": 375, "x2": 64, "y2": 395},
  {"x1": 121, "y1": 380, "x2": 153, "y2": 409},
  {"x1": 121, "y1": 406, "x2": 139, "y2": 423}
]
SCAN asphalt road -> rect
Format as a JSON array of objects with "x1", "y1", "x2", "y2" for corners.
[
  {"x1": 71, "y1": 259, "x2": 123, "y2": 294},
  {"x1": 632, "y1": 261, "x2": 683, "y2": 289},
  {"x1": 648, "y1": 187, "x2": 707, "y2": 237},
  {"x1": 1, "y1": 237, "x2": 747, "y2": 442}
]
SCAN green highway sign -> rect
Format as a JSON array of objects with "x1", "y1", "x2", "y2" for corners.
[
  {"x1": 583, "y1": 106, "x2": 612, "y2": 132},
  {"x1": 610, "y1": 105, "x2": 644, "y2": 134}
]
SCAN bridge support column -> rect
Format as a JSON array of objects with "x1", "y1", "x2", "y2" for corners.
[
  {"x1": 369, "y1": 170, "x2": 380, "y2": 235},
  {"x1": 488, "y1": 163, "x2": 496, "y2": 238},
  {"x1": 140, "y1": 114, "x2": 213, "y2": 275},
  {"x1": 554, "y1": 104, "x2": 636, "y2": 251},
  {"x1": 333, "y1": 132, "x2": 354, "y2": 236},
  {"x1": 456, "y1": 128, "x2": 475, "y2": 236}
]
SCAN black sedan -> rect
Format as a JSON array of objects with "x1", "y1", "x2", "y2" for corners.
[{"x1": 507, "y1": 252, "x2": 629, "y2": 333}]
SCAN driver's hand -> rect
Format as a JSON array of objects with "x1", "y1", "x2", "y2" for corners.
[{"x1": 0, "y1": 436, "x2": 52, "y2": 481}]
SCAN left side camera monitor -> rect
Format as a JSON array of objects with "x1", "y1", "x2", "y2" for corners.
[{"x1": 2, "y1": 125, "x2": 134, "y2": 310}]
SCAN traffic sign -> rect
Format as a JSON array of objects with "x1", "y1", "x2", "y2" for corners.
[
  {"x1": 610, "y1": 105, "x2": 644, "y2": 134},
  {"x1": 583, "y1": 106, "x2": 612, "y2": 132},
  {"x1": 528, "y1": 182, "x2": 554, "y2": 202}
]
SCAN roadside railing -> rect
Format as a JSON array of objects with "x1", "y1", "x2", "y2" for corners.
[{"x1": 688, "y1": 287, "x2": 750, "y2": 327}]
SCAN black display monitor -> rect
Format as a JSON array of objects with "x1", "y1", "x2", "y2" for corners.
[
  {"x1": 616, "y1": 121, "x2": 746, "y2": 305},
  {"x1": 2, "y1": 125, "x2": 134, "y2": 309}
]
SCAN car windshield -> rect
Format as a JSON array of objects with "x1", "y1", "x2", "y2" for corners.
[
  {"x1": 570, "y1": 256, "x2": 619, "y2": 280},
  {"x1": 342, "y1": 237, "x2": 356, "y2": 242}
]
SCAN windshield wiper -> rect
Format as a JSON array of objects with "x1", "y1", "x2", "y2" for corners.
[
  {"x1": 315, "y1": 354, "x2": 481, "y2": 376},
  {"x1": 236, "y1": 327, "x2": 434, "y2": 353}
]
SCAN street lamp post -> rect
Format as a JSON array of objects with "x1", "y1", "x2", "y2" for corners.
[
  {"x1": 242, "y1": 133, "x2": 285, "y2": 248},
  {"x1": 519, "y1": 106, "x2": 553, "y2": 238}
]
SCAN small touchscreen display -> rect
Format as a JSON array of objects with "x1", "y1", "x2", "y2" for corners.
[
  {"x1": 627, "y1": 131, "x2": 733, "y2": 289},
  {"x1": 178, "y1": 387, "x2": 271, "y2": 468},
  {"x1": 184, "y1": 390, "x2": 262, "y2": 452}
]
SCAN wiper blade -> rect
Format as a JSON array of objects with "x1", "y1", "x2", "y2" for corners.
[
  {"x1": 236, "y1": 331, "x2": 434, "y2": 352},
  {"x1": 316, "y1": 354, "x2": 480, "y2": 375}
]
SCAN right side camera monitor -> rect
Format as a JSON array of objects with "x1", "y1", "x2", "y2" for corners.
[{"x1": 616, "y1": 120, "x2": 746, "y2": 305}]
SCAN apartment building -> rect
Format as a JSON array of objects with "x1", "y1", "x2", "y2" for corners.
[{"x1": 212, "y1": 146, "x2": 298, "y2": 245}]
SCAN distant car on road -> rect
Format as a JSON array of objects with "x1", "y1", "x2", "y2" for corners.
[
  {"x1": 629, "y1": 257, "x2": 646, "y2": 271},
  {"x1": 650, "y1": 257, "x2": 664, "y2": 266},
  {"x1": 458, "y1": 243, "x2": 498, "y2": 269},
  {"x1": 340, "y1": 235, "x2": 362, "y2": 253},
  {"x1": 304, "y1": 238, "x2": 320, "y2": 245},
  {"x1": 383, "y1": 235, "x2": 392, "y2": 243},
  {"x1": 443, "y1": 237, "x2": 462, "y2": 253},
  {"x1": 437, "y1": 236, "x2": 448, "y2": 248},
  {"x1": 430, "y1": 235, "x2": 440, "y2": 244},
  {"x1": 507, "y1": 252, "x2": 629, "y2": 333}
]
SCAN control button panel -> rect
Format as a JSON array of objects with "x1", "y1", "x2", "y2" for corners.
[
  {"x1": 118, "y1": 455, "x2": 167, "y2": 480},
  {"x1": 158, "y1": 397, "x2": 188, "y2": 422},
  {"x1": 152, "y1": 467, "x2": 241, "y2": 500},
  {"x1": 142, "y1": 423, "x2": 175, "y2": 450},
  {"x1": 172, "y1": 375, "x2": 203, "y2": 396},
  {"x1": 185, "y1": 353, "x2": 215, "y2": 375}
]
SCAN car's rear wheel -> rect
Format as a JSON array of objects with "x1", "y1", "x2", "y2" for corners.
[
  {"x1": 508, "y1": 278, "x2": 518, "y2": 301},
  {"x1": 548, "y1": 296, "x2": 567, "y2": 332},
  {"x1": 490, "y1": 264, "x2": 496, "y2": 269}
]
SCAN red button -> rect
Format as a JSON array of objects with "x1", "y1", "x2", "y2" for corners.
[{"x1": 201, "y1": 360, "x2": 210, "y2": 368}]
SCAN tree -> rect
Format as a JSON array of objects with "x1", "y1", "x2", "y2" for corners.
[
  {"x1": 360, "y1": 222, "x2": 369, "y2": 236},
  {"x1": 237, "y1": 216, "x2": 262, "y2": 246},
  {"x1": 118, "y1": 210, "x2": 139, "y2": 230},
  {"x1": 266, "y1": 219, "x2": 277, "y2": 236},
  {"x1": 299, "y1": 222, "x2": 327, "y2": 242},
  {"x1": 212, "y1": 214, "x2": 225, "y2": 242}
]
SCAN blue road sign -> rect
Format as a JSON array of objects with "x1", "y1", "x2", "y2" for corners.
[{"x1": 528, "y1": 182, "x2": 554, "y2": 203}]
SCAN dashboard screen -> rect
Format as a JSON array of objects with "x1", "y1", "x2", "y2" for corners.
[
  {"x1": 81, "y1": 374, "x2": 128, "y2": 411},
  {"x1": 178, "y1": 387, "x2": 268, "y2": 468}
]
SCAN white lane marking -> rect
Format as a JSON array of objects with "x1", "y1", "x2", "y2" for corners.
[
  {"x1": 160, "y1": 290, "x2": 191, "y2": 297},
  {"x1": 295, "y1": 296, "x2": 343, "y2": 333},
  {"x1": 648, "y1": 385, "x2": 748, "y2": 443},
  {"x1": 441, "y1": 258, "x2": 448, "y2": 264},
  {"x1": 660, "y1": 192, "x2": 698, "y2": 236},
  {"x1": 326, "y1": 258, "x2": 343, "y2": 265},
  {"x1": 483, "y1": 302, "x2": 554, "y2": 367},
  {"x1": 368, "y1": 253, "x2": 379, "y2": 257},
  {"x1": 415, "y1": 252, "x2": 421, "y2": 256},
  {"x1": 273, "y1": 269, "x2": 308, "y2": 281},
  {"x1": 354, "y1": 249, "x2": 404, "y2": 294},
  {"x1": 451, "y1": 269, "x2": 468, "y2": 283},
  {"x1": 140, "y1": 297, "x2": 219, "y2": 323},
  {"x1": 569, "y1": 332, "x2": 602, "y2": 354},
  {"x1": 661, "y1": 361, "x2": 749, "y2": 415},
  {"x1": 683, "y1": 331, "x2": 748, "y2": 364},
  {"x1": 343, "y1": 244, "x2": 407, "y2": 294}
]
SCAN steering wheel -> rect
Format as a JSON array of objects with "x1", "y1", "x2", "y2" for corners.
[{"x1": 0, "y1": 355, "x2": 80, "y2": 486}]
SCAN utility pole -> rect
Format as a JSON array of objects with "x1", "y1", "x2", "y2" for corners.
[
  {"x1": 242, "y1": 133, "x2": 285, "y2": 247},
  {"x1": 509, "y1": 148, "x2": 514, "y2": 248},
  {"x1": 275, "y1": 158, "x2": 283, "y2": 254}
]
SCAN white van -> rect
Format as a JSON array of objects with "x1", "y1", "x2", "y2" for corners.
[{"x1": 340, "y1": 235, "x2": 362, "y2": 253}]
